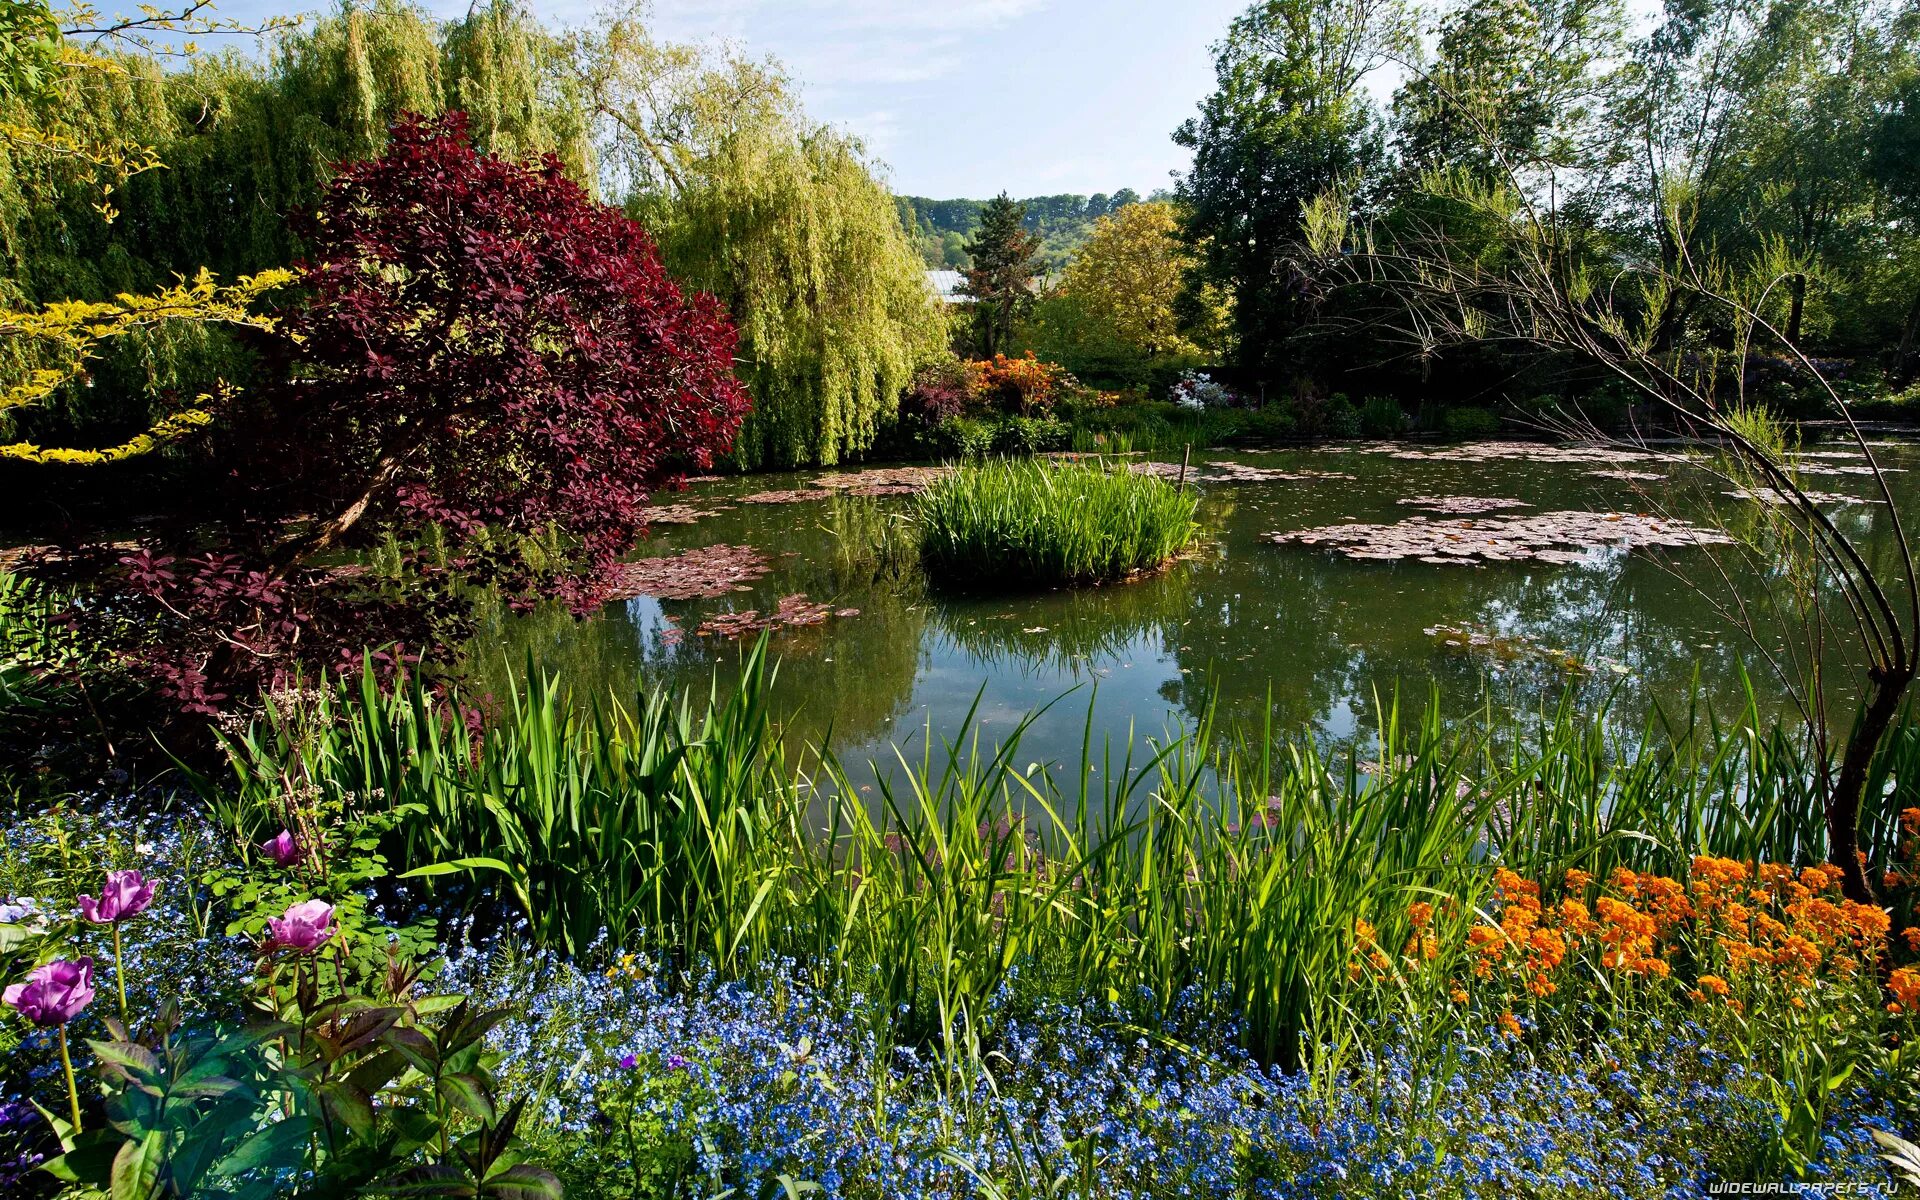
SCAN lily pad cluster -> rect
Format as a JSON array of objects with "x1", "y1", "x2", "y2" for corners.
[
  {"x1": 1587, "y1": 469, "x2": 1667, "y2": 482},
  {"x1": 1398, "y1": 495, "x2": 1530, "y2": 515},
  {"x1": 689, "y1": 594, "x2": 859, "y2": 639},
  {"x1": 740, "y1": 488, "x2": 835, "y2": 505},
  {"x1": 1124, "y1": 460, "x2": 1353, "y2": 483},
  {"x1": 1267, "y1": 510, "x2": 1733, "y2": 565},
  {"x1": 604, "y1": 544, "x2": 770, "y2": 600},
  {"x1": 1353, "y1": 441, "x2": 1687, "y2": 467},
  {"x1": 642, "y1": 502, "x2": 727, "y2": 526},
  {"x1": 810, "y1": 466, "x2": 952, "y2": 497},
  {"x1": 1724, "y1": 487, "x2": 1879, "y2": 507},
  {"x1": 1203, "y1": 462, "x2": 1356, "y2": 483}
]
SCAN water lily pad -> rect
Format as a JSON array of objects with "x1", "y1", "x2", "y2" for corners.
[
  {"x1": 644, "y1": 503, "x2": 727, "y2": 525},
  {"x1": 1266, "y1": 510, "x2": 1733, "y2": 565},
  {"x1": 1586, "y1": 469, "x2": 1666, "y2": 482},
  {"x1": 605, "y1": 544, "x2": 770, "y2": 600},
  {"x1": 811, "y1": 466, "x2": 953, "y2": 496},
  {"x1": 1204, "y1": 462, "x2": 1356, "y2": 483},
  {"x1": 1724, "y1": 487, "x2": 1880, "y2": 506},
  {"x1": 692, "y1": 594, "x2": 859, "y2": 639},
  {"x1": 741, "y1": 489, "x2": 836, "y2": 505},
  {"x1": 1398, "y1": 495, "x2": 1530, "y2": 515}
]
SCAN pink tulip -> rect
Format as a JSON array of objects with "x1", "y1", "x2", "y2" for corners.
[
  {"x1": 3, "y1": 958, "x2": 95, "y2": 1027},
  {"x1": 266, "y1": 900, "x2": 335, "y2": 954},
  {"x1": 77, "y1": 870, "x2": 155, "y2": 924},
  {"x1": 260, "y1": 830, "x2": 304, "y2": 867}
]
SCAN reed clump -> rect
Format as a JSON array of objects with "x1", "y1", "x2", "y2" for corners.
[{"x1": 914, "y1": 458, "x2": 1199, "y2": 588}]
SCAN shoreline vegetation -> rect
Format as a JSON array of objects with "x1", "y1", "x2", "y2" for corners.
[{"x1": 4, "y1": 646, "x2": 1919, "y2": 1192}]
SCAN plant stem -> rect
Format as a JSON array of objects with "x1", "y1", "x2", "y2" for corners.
[
  {"x1": 57, "y1": 1026, "x2": 82, "y2": 1133},
  {"x1": 112, "y1": 924, "x2": 128, "y2": 1024}
]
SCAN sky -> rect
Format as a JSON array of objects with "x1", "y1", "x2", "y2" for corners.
[
  {"x1": 214, "y1": 0, "x2": 1252, "y2": 199},
  {"x1": 635, "y1": 0, "x2": 1250, "y2": 198}
]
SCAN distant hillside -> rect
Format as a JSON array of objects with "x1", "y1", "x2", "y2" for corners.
[{"x1": 894, "y1": 190, "x2": 1162, "y2": 273}]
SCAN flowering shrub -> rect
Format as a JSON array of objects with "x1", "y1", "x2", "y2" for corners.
[
  {"x1": 1170, "y1": 369, "x2": 1236, "y2": 411},
  {"x1": 0, "y1": 802, "x2": 559, "y2": 1199},
  {"x1": 898, "y1": 358, "x2": 972, "y2": 425},
  {"x1": 966, "y1": 352, "x2": 1069, "y2": 416}
]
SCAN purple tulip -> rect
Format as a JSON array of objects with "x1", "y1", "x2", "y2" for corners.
[
  {"x1": 664, "y1": 1054, "x2": 689, "y2": 1071},
  {"x1": 266, "y1": 900, "x2": 335, "y2": 954},
  {"x1": 260, "y1": 830, "x2": 304, "y2": 867},
  {"x1": 617, "y1": 1053, "x2": 637, "y2": 1070},
  {"x1": 3, "y1": 958, "x2": 95, "y2": 1027},
  {"x1": 77, "y1": 870, "x2": 155, "y2": 924}
]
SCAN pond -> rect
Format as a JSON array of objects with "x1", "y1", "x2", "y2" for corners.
[{"x1": 473, "y1": 438, "x2": 1918, "y2": 777}]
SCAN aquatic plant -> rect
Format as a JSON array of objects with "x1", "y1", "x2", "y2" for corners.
[{"x1": 915, "y1": 459, "x2": 1200, "y2": 589}]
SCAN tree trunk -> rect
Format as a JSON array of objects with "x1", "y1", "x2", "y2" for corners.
[
  {"x1": 1786, "y1": 274, "x2": 1806, "y2": 347},
  {"x1": 1828, "y1": 663, "x2": 1916, "y2": 903}
]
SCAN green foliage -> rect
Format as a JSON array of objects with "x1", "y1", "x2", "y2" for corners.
[
  {"x1": 962, "y1": 194, "x2": 1043, "y2": 359},
  {"x1": 43, "y1": 995, "x2": 558, "y2": 1200},
  {"x1": 1174, "y1": 0, "x2": 1398, "y2": 383},
  {"x1": 201, "y1": 643, "x2": 794, "y2": 960},
  {"x1": 991, "y1": 414, "x2": 1069, "y2": 456},
  {"x1": 915, "y1": 459, "x2": 1199, "y2": 589},
  {"x1": 1439, "y1": 405, "x2": 1502, "y2": 439},
  {"x1": 646, "y1": 125, "x2": 943, "y2": 469},
  {"x1": 896, "y1": 189, "x2": 1142, "y2": 271},
  {"x1": 1358, "y1": 394, "x2": 1407, "y2": 437},
  {"x1": 0, "y1": 0, "x2": 593, "y2": 456},
  {"x1": 572, "y1": 22, "x2": 945, "y2": 471},
  {"x1": 192, "y1": 647, "x2": 1920, "y2": 1069}
]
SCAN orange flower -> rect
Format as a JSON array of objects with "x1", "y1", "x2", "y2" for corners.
[
  {"x1": 1409, "y1": 901, "x2": 1434, "y2": 929},
  {"x1": 1498, "y1": 1011, "x2": 1522, "y2": 1039},
  {"x1": 1890, "y1": 967, "x2": 1920, "y2": 1014}
]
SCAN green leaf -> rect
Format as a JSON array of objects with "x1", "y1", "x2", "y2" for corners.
[
  {"x1": 109, "y1": 1129, "x2": 164, "y2": 1200},
  {"x1": 482, "y1": 1164, "x2": 565, "y2": 1200},
  {"x1": 318, "y1": 1080, "x2": 378, "y2": 1140},
  {"x1": 437, "y1": 1072, "x2": 496, "y2": 1124},
  {"x1": 399, "y1": 857, "x2": 517, "y2": 879},
  {"x1": 215, "y1": 1115, "x2": 312, "y2": 1175}
]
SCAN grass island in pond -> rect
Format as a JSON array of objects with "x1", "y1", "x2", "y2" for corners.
[{"x1": 914, "y1": 458, "x2": 1201, "y2": 589}]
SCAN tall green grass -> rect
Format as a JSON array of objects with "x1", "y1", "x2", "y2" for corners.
[
  {"x1": 197, "y1": 646, "x2": 1920, "y2": 1066},
  {"x1": 915, "y1": 459, "x2": 1200, "y2": 589}
]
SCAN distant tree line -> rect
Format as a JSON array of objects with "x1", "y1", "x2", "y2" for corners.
[{"x1": 896, "y1": 189, "x2": 1149, "y2": 272}]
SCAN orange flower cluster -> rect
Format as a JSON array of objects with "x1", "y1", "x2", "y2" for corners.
[
  {"x1": 1689, "y1": 855, "x2": 1890, "y2": 989},
  {"x1": 1446, "y1": 857, "x2": 1903, "y2": 1017},
  {"x1": 966, "y1": 352, "x2": 1067, "y2": 415},
  {"x1": 1467, "y1": 869, "x2": 1576, "y2": 997}
]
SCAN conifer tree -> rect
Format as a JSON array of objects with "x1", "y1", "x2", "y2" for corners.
[{"x1": 962, "y1": 193, "x2": 1042, "y2": 357}]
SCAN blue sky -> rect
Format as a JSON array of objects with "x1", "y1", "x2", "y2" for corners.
[
  {"x1": 637, "y1": 0, "x2": 1250, "y2": 198},
  {"x1": 214, "y1": 0, "x2": 1251, "y2": 198}
]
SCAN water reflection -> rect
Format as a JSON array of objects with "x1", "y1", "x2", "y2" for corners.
[{"x1": 473, "y1": 442, "x2": 1918, "y2": 776}]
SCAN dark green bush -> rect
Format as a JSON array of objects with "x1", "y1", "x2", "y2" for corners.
[
  {"x1": 1359, "y1": 395, "x2": 1407, "y2": 438},
  {"x1": 994, "y1": 414, "x2": 1070, "y2": 455},
  {"x1": 1323, "y1": 394, "x2": 1363, "y2": 439},
  {"x1": 1439, "y1": 406, "x2": 1503, "y2": 439}
]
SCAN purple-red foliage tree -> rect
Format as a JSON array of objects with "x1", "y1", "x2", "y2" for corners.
[{"x1": 56, "y1": 113, "x2": 751, "y2": 714}]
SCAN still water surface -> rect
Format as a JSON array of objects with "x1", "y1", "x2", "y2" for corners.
[{"x1": 475, "y1": 440, "x2": 1918, "y2": 777}]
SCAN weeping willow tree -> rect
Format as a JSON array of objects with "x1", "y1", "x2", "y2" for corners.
[
  {"x1": 0, "y1": 0, "x2": 590, "y2": 460},
  {"x1": 570, "y1": 11, "x2": 946, "y2": 469}
]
